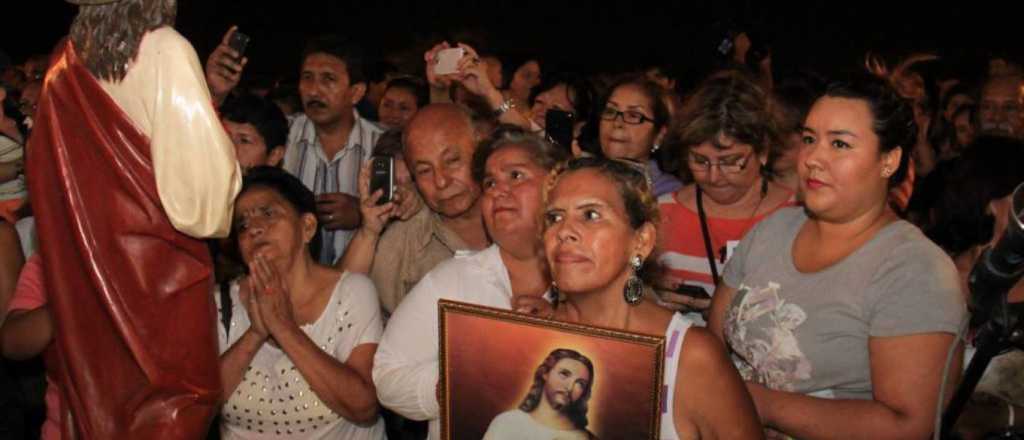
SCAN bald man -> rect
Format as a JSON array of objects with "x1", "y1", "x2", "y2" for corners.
[{"x1": 338, "y1": 103, "x2": 491, "y2": 314}]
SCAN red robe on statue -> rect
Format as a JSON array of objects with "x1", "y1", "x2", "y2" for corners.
[{"x1": 26, "y1": 41, "x2": 221, "y2": 439}]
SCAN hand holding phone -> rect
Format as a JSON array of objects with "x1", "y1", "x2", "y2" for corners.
[
  {"x1": 228, "y1": 30, "x2": 250, "y2": 60},
  {"x1": 545, "y1": 109, "x2": 575, "y2": 150},
  {"x1": 433, "y1": 47, "x2": 465, "y2": 76},
  {"x1": 368, "y1": 155, "x2": 395, "y2": 205}
]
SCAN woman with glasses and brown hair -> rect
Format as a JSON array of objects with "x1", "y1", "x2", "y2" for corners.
[
  {"x1": 655, "y1": 71, "x2": 794, "y2": 318},
  {"x1": 595, "y1": 77, "x2": 682, "y2": 197}
]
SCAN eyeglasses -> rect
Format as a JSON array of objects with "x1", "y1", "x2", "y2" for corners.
[
  {"x1": 687, "y1": 152, "x2": 753, "y2": 174},
  {"x1": 599, "y1": 107, "x2": 656, "y2": 125}
]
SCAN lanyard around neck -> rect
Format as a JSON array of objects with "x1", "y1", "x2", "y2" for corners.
[{"x1": 695, "y1": 186, "x2": 721, "y2": 285}]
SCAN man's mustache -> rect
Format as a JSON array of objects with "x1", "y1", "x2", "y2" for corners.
[{"x1": 304, "y1": 99, "x2": 327, "y2": 109}]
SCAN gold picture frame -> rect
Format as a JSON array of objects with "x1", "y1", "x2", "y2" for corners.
[{"x1": 438, "y1": 299, "x2": 666, "y2": 440}]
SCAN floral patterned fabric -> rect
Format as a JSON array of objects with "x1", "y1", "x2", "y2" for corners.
[{"x1": 721, "y1": 207, "x2": 964, "y2": 399}]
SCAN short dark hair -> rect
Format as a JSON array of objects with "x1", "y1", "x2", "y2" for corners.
[
  {"x1": 267, "y1": 82, "x2": 302, "y2": 115},
  {"x1": 499, "y1": 54, "x2": 541, "y2": 90},
  {"x1": 235, "y1": 166, "x2": 322, "y2": 259},
  {"x1": 384, "y1": 77, "x2": 429, "y2": 109},
  {"x1": 221, "y1": 94, "x2": 289, "y2": 152},
  {"x1": 821, "y1": 74, "x2": 917, "y2": 187},
  {"x1": 373, "y1": 129, "x2": 404, "y2": 158},
  {"x1": 301, "y1": 34, "x2": 365, "y2": 85},
  {"x1": 529, "y1": 72, "x2": 596, "y2": 123},
  {"x1": 471, "y1": 124, "x2": 569, "y2": 184}
]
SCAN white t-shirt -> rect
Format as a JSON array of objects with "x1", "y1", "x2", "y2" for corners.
[{"x1": 215, "y1": 272, "x2": 385, "y2": 440}]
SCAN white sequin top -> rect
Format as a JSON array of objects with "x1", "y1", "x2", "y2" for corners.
[{"x1": 215, "y1": 272, "x2": 386, "y2": 439}]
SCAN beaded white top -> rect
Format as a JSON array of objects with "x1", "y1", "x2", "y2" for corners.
[{"x1": 216, "y1": 272, "x2": 385, "y2": 439}]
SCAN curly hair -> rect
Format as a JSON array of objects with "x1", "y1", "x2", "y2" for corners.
[
  {"x1": 69, "y1": 0, "x2": 177, "y2": 83},
  {"x1": 518, "y1": 349, "x2": 595, "y2": 430}
]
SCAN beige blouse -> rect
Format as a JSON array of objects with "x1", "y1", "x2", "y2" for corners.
[{"x1": 99, "y1": 26, "x2": 241, "y2": 238}]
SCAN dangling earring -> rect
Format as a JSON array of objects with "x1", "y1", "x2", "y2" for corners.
[
  {"x1": 650, "y1": 143, "x2": 660, "y2": 153},
  {"x1": 550, "y1": 281, "x2": 562, "y2": 308},
  {"x1": 623, "y1": 255, "x2": 643, "y2": 305}
]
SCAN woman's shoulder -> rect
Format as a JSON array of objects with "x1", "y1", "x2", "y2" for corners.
[
  {"x1": 743, "y1": 205, "x2": 806, "y2": 242},
  {"x1": 677, "y1": 326, "x2": 728, "y2": 367},
  {"x1": 333, "y1": 270, "x2": 378, "y2": 303},
  {"x1": 858, "y1": 220, "x2": 953, "y2": 273}
]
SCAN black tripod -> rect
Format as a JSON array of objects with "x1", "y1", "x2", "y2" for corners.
[
  {"x1": 941, "y1": 302, "x2": 1024, "y2": 439},
  {"x1": 940, "y1": 183, "x2": 1024, "y2": 439}
]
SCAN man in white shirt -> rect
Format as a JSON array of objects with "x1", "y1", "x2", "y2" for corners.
[{"x1": 283, "y1": 34, "x2": 384, "y2": 264}]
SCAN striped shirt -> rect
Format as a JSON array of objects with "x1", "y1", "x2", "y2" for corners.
[
  {"x1": 282, "y1": 111, "x2": 384, "y2": 264},
  {"x1": 656, "y1": 191, "x2": 793, "y2": 296}
]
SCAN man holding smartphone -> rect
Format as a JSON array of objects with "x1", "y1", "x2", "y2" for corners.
[{"x1": 282, "y1": 34, "x2": 384, "y2": 264}]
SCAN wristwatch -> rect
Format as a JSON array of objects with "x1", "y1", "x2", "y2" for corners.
[{"x1": 493, "y1": 98, "x2": 516, "y2": 117}]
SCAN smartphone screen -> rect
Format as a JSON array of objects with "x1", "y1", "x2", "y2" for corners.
[
  {"x1": 368, "y1": 156, "x2": 394, "y2": 205},
  {"x1": 434, "y1": 48, "x2": 465, "y2": 75},
  {"x1": 545, "y1": 109, "x2": 575, "y2": 151}
]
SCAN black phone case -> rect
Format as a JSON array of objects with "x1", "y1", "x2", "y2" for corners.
[
  {"x1": 368, "y1": 156, "x2": 394, "y2": 205},
  {"x1": 545, "y1": 110, "x2": 574, "y2": 150},
  {"x1": 228, "y1": 31, "x2": 250, "y2": 56},
  {"x1": 676, "y1": 284, "x2": 711, "y2": 300}
]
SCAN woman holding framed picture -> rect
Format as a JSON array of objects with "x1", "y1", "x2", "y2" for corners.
[{"x1": 542, "y1": 156, "x2": 763, "y2": 439}]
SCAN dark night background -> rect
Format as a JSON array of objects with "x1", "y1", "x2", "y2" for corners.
[{"x1": 4, "y1": 1, "x2": 1021, "y2": 87}]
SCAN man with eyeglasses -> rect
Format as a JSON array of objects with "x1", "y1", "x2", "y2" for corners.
[{"x1": 978, "y1": 74, "x2": 1023, "y2": 139}]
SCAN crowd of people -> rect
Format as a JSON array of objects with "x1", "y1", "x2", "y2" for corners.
[{"x1": 1, "y1": 3, "x2": 1024, "y2": 439}]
